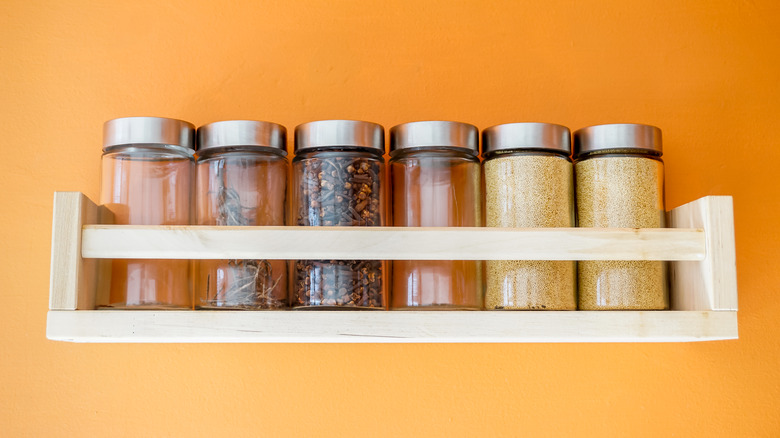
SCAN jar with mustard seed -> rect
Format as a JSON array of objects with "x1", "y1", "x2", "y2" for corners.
[
  {"x1": 482, "y1": 122, "x2": 576, "y2": 310},
  {"x1": 574, "y1": 123, "x2": 668, "y2": 310}
]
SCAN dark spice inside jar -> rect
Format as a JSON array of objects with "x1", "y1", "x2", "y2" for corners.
[
  {"x1": 294, "y1": 259, "x2": 383, "y2": 307},
  {"x1": 293, "y1": 155, "x2": 384, "y2": 308}
]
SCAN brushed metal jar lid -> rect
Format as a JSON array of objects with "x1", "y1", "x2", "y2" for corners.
[
  {"x1": 294, "y1": 120, "x2": 385, "y2": 154},
  {"x1": 103, "y1": 117, "x2": 195, "y2": 151},
  {"x1": 482, "y1": 122, "x2": 571, "y2": 156},
  {"x1": 197, "y1": 120, "x2": 287, "y2": 155},
  {"x1": 573, "y1": 123, "x2": 662, "y2": 157},
  {"x1": 390, "y1": 121, "x2": 479, "y2": 155}
]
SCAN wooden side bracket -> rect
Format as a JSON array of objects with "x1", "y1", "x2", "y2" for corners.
[
  {"x1": 668, "y1": 196, "x2": 738, "y2": 311},
  {"x1": 49, "y1": 192, "x2": 111, "y2": 310}
]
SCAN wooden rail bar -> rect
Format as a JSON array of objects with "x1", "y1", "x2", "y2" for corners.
[{"x1": 81, "y1": 225, "x2": 706, "y2": 261}]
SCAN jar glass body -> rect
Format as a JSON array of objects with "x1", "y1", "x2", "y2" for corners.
[
  {"x1": 291, "y1": 149, "x2": 387, "y2": 308},
  {"x1": 575, "y1": 150, "x2": 668, "y2": 310},
  {"x1": 389, "y1": 148, "x2": 483, "y2": 309},
  {"x1": 484, "y1": 150, "x2": 576, "y2": 310},
  {"x1": 195, "y1": 148, "x2": 288, "y2": 309},
  {"x1": 99, "y1": 145, "x2": 194, "y2": 308}
]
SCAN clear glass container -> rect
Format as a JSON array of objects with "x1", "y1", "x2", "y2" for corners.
[
  {"x1": 389, "y1": 121, "x2": 483, "y2": 310},
  {"x1": 291, "y1": 120, "x2": 387, "y2": 309},
  {"x1": 99, "y1": 116, "x2": 195, "y2": 309},
  {"x1": 194, "y1": 120, "x2": 288, "y2": 309},
  {"x1": 482, "y1": 123, "x2": 576, "y2": 310},
  {"x1": 574, "y1": 123, "x2": 668, "y2": 310}
]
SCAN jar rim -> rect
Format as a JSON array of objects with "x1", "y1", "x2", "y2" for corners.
[
  {"x1": 196, "y1": 144, "x2": 288, "y2": 158},
  {"x1": 388, "y1": 145, "x2": 479, "y2": 158},
  {"x1": 483, "y1": 148, "x2": 572, "y2": 161},
  {"x1": 102, "y1": 143, "x2": 195, "y2": 157}
]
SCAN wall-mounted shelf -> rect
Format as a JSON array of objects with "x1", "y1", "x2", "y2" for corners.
[{"x1": 47, "y1": 192, "x2": 738, "y2": 343}]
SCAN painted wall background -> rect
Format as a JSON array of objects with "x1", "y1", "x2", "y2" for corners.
[{"x1": 1, "y1": 0, "x2": 779, "y2": 436}]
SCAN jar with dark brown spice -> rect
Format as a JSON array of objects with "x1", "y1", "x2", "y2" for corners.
[{"x1": 291, "y1": 120, "x2": 387, "y2": 309}]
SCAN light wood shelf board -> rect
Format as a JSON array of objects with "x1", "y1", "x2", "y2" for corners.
[{"x1": 46, "y1": 310, "x2": 738, "y2": 343}]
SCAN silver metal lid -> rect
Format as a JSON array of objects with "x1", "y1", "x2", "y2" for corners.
[
  {"x1": 294, "y1": 120, "x2": 385, "y2": 153},
  {"x1": 103, "y1": 117, "x2": 195, "y2": 150},
  {"x1": 573, "y1": 123, "x2": 662, "y2": 157},
  {"x1": 390, "y1": 121, "x2": 478, "y2": 155},
  {"x1": 197, "y1": 120, "x2": 287, "y2": 155},
  {"x1": 482, "y1": 122, "x2": 571, "y2": 156}
]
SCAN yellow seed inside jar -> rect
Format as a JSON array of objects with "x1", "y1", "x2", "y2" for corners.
[
  {"x1": 575, "y1": 155, "x2": 668, "y2": 310},
  {"x1": 485, "y1": 154, "x2": 576, "y2": 310}
]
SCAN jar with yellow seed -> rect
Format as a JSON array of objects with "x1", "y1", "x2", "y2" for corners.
[
  {"x1": 482, "y1": 123, "x2": 576, "y2": 310},
  {"x1": 573, "y1": 123, "x2": 668, "y2": 310}
]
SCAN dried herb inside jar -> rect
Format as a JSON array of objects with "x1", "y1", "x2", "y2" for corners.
[
  {"x1": 293, "y1": 155, "x2": 384, "y2": 308},
  {"x1": 199, "y1": 163, "x2": 286, "y2": 309}
]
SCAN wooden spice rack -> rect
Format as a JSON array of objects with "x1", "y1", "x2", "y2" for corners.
[{"x1": 47, "y1": 192, "x2": 738, "y2": 343}]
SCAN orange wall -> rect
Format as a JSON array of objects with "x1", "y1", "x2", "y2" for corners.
[{"x1": 2, "y1": 0, "x2": 779, "y2": 436}]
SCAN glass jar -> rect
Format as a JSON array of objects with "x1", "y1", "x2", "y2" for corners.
[
  {"x1": 99, "y1": 116, "x2": 195, "y2": 309},
  {"x1": 194, "y1": 120, "x2": 288, "y2": 309},
  {"x1": 389, "y1": 121, "x2": 483, "y2": 310},
  {"x1": 291, "y1": 120, "x2": 387, "y2": 309},
  {"x1": 574, "y1": 123, "x2": 668, "y2": 310},
  {"x1": 482, "y1": 123, "x2": 576, "y2": 310}
]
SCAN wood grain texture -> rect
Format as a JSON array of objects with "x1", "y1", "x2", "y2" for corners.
[
  {"x1": 668, "y1": 196, "x2": 738, "y2": 311},
  {"x1": 46, "y1": 310, "x2": 737, "y2": 343},
  {"x1": 81, "y1": 225, "x2": 706, "y2": 261},
  {"x1": 49, "y1": 193, "x2": 94, "y2": 309},
  {"x1": 49, "y1": 192, "x2": 113, "y2": 310}
]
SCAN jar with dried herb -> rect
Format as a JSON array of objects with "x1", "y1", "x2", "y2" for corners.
[
  {"x1": 194, "y1": 120, "x2": 288, "y2": 309},
  {"x1": 389, "y1": 121, "x2": 483, "y2": 310},
  {"x1": 574, "y1": 123, "x2": 668, "y2": 310},
  {"x1": 99, "y1": 117, "x2": 195, "y2": 309},
  {"x1": 482, "y1": 123, "x2": 576, "y2": 310},
  {"x1": 291, "y1": 120, "x2": 386, "y2": 309}
]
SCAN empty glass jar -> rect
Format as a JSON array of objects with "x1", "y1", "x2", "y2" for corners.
[
  {"x1": 195, "y1": 120, "x2": 288, "y2": 309},
  {"x1": 99, "y1": 116, "x2": 195, "y2": 309},
  {"x1": 482, "y1": 123, "x2": 576, "y2": 310},
  {"x1": 574, "y1": 123, "x2": 668, "y2": 310},
  {"x1": 389, "y1": 121, "x2": 483, "y2": 309},
  {"x1": 291, "y1": 120, "x2": 387, "y2": 309}
]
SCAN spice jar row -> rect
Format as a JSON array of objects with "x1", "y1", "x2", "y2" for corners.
[{"x1": 99, "y1": 117, "x2": 667, "y2": 311}]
